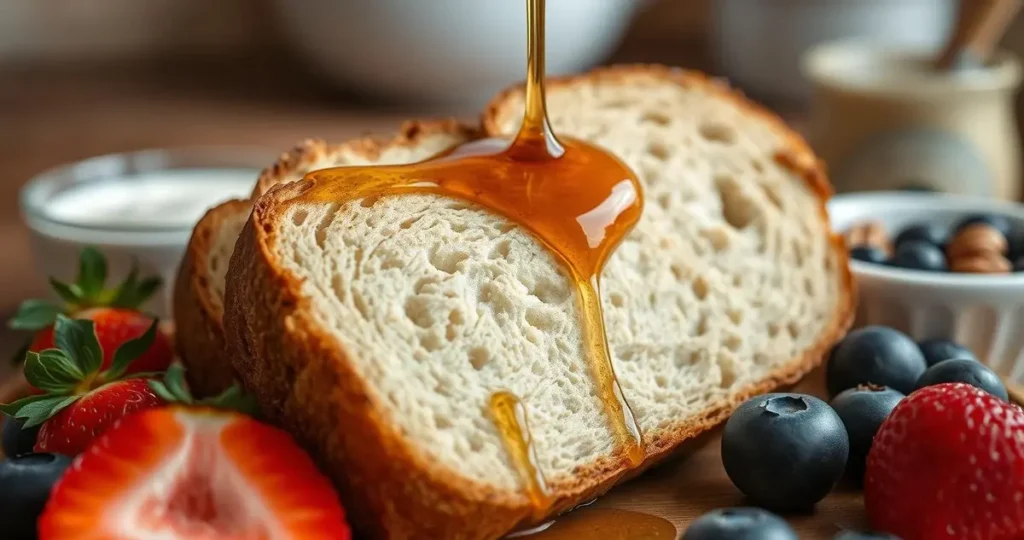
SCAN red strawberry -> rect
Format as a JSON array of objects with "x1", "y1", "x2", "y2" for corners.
[
  {"x1": 1, "y1": 314, "x2": 167, "y2": 455},
  {"x1": 865, "y1": 383, "x2": 1024, "y2": 539},
  {"x1": 28, "y1": 308, "x2": 173, "y2": 376},
  {"x1": 9, "y1": 247, "x2": 171, "y2": 381},
  {"x1": 39, "y1": 406, "x2": 351, "y2": 539}
]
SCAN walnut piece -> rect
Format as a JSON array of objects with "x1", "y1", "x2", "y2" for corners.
[
  {"x1": 950, "y1": 253, "x2": 1011, "y2": 274},
  {"x1": 946, "y1": 223, "x2": 1008, "y2": 261}
]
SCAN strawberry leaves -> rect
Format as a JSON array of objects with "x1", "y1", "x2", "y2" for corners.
[
  {"x1": 0, "y1": 314, "x2": 160, "y2": 427},
  {"x1": 8, "y1": 247, "x2": 163, "y2": 333},
  {"x1": 150, "y1": 363, "x2": 262, "y2": 418}
]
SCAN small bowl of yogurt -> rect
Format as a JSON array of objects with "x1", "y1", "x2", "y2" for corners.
[{"x1": 20, "y1": 147, "x2": 274, "y2": 320}]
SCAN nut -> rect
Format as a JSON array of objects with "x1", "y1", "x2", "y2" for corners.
[
  {"x1": 946, "y1": 223, "x2": 1008, "y2": 261},
  {"x1": 949, "y1": 253, "x2": 1011, "y2": 274},
  {"x1": 844, "y1": 220, "x2": 891, "y2": 254}
]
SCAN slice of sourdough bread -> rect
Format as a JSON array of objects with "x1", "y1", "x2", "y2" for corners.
[
  {"x1": 173, "y1": 122, "x2": 475, "y2": 396},
  {"x1": 223, "y1": 65, "x2": 855, "y2": 540}
]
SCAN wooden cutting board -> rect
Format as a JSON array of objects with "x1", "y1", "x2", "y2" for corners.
[{"x1": 581, "y1": 367, "x2": 868, "y2": 539}]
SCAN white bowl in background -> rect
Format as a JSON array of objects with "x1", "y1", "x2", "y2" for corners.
[
  {"x1": 828, "y1": 191, "x2": 1024, "y2": 384},
  {"x1": 712, "y1": 0, "x2": 954, "y2": 104},
  {"x1": 272, "y1": 0, "x2": 644, "y2": 106}
]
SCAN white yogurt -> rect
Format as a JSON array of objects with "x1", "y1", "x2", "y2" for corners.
[
  {"x1": 21, "y1": 150, "x2": 271, "y2": 321},
  {"x1": 44, "y1": 169, "x2": 255, "y2": 229}
]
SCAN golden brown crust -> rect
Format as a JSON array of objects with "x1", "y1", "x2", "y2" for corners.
[
  {"x1": 173, "y1": 119, "x2": 477, "y2": 397},
  {"x1": 173, "y1": 199, "x2": 251, "y2": 397},
  {"x1": 251, "y1": 120, "x2": 480, "y2": 198},
  {"x1": 223, "y1": 65, "x2": 856, "y2": 539}
]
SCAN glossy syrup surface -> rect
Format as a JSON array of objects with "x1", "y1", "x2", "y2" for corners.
[
  {"x1": 297, "y1": 0, "x2": 645, "y2": 516},
  {"x1": 524, "y1": 508, "x2": 676, "y2": 540}
]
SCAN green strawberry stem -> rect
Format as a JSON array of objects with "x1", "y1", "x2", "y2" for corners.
[
  {"x1": 149, "y1": 362, "x2": 262, "y2": 418},
  {"x1": 9, "y1": 246, "x2": 163, "y2": 333},
  {"x1": 0, "y1": 314, "x2": 159, "y2": 427}
]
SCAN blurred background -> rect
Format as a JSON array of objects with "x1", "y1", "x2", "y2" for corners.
[{"x1": 2, "y1": 0, "x2": 1023, "y2": 360}]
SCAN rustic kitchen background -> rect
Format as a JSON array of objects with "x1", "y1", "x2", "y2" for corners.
[{"x1": 2, "y1": 0, "x2": 1022, "y2": 342}]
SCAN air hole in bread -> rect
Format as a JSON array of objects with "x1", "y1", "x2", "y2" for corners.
[
  {"x1": 414, "y1": 277, "x2": 439, "y2": 295},
  {"x1": 489, "y1": 240, "x2": 511, "y2": 261},
  {"x1": 609, "y1": 293, "x2": 625, "y2": 308},
  {"x1": 696, "y1": 314, "x2": 710, "y2": 336},
  {"x1": 803, "y1": 277, "x2": 814, "y2": 297},
  {"x1": 447, "y1": 201, "x2": 472, "y2": 211},
  {"x1": 359, "y1": 196, "x2": 378, "y2": 208},
  {"x1": 692, "y1": 276, "x2": 709, "y2": 300},
  {"x1": 724, "y1": 333, "x2": 742, "y2": 352},
  {"x1": 787, "y1": 321, "x2": 801, "y2": 340},
  {"x1": 760, "y1": 183, "x2": 784, "y2": 211},
  {"x1": 480, "y1": 282, "x2": 515, "y2": 315},
  {"x1": 400, "y1": 216, "x2": 420, "y2": 230},
  {"x1": 727, "y1": 308, "x2": 744, "y2": 326},
  {"x1": 469, "y1": 347, "x2": 490, "y2": 370},
  {"x1": 603, "y1": 99, "x2": 630, "y2": 109},
  {"x1": 641, "y1": 111, "x2": 672, "y2": 126},
  {"x1": 699, "y1": 122, "x2": 737, "y2": 144},
  {"x1": 675, "y1": 350, "x2": 695, "y2": 368},
  {"x1": 647, "y1": 142, "x2": 672, "y2": 161},
  {"x1": 291, "y1": 209, "x2": 308, "y2": 226},
  {"x1": 655, "y1": 375, "x2": 668, "y2": 388},
  {"x1": 656, "y1": 193, "x2": 672, "y2": 211},
  {"x1": 404, "y1": 297, "x2": 434, "y2": 328},
  {"x1": 469, "y1": 436, "x2": 484, "y2": 452},
  {"x1": 497, "y1": 222, "x2": 516, "y2": 234},
  {"x1": 700, "y1": 227, "x2": 730, "y2": 252},
  {"x1": 731, "y1": 274, "x2": 743, "y2": 288},
  {"x1": 421, "y1": 333, "x2": 444, "y2": 352},
  {"x1": 751, "y1": 159, "x2": 766, "y2": 173},
  {"x1": 314, "y1": 207, "x2": 337, "y2": 250},
  {"x1": 434, "y1": 414, "x2": 453, "y2": 430},
  {"x1": 428, "y1": 248, "x2": 469, "y2": 275},
  {"x1": 717, "y1": 353, "x2": 738, "y2": 388},
  {"x1": 525, "y1": 306, "x2": 558, "y2": 332},
  {"x1": 451, "y1": 222, "x2": 468, "y2": 233},
  {"x1": 715, "y1": 174, "x2": 757, "y2": 230},
  {"x1": 530, "y1": 278, "x2": 570, "y2": 305},
  {"x1": 670, "y1": 264, "x2": 685, "y2": 281},
  {"x1": 768, "y1": 321, "x2": 781, "y2": 337},
  {"x1": 792, "y1": 240, "x2": 806, "y2": 267}
]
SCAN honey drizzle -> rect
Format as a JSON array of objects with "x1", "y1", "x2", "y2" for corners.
[
  {"x1": 297, "y1": 0, "x2": 645, "y2": 513},
  {"x1": 489, "y1": 391, "x2": 550, "y2": 515}
]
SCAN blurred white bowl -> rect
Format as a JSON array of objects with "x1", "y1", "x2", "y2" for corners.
[
  {"x1": 828, "y1": 192, "x2": 1024, "y2": 384},
  {"x1": 273, "y1": 0, "x2": 643, "y2": 106},
  {"x1": 712, "y1": 0, "x2": 954, "y2": 103}
]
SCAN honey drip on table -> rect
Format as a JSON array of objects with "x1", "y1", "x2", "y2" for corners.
[{"x1": 298, "y1": 0, "x2": 644, "y2": 514}]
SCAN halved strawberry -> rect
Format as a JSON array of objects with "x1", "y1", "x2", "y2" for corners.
[
  {"x1": 0, "y1": 315, "x2": 166, "y2": 455},
  {"x1": 9, "y1": 247, "x2": 172, "y2": 378},
  {"x1": 39, "y1": 407, "x2": 351, "y2": 539}
]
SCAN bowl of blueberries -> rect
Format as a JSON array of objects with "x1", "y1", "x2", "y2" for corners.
[{"x1": 828, "y1": 191, "x2": 1024, "y2": 384}]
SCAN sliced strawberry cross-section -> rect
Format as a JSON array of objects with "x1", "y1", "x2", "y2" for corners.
[{"x1": 40, "y1": 407, "x2": 351, "y2": 539}]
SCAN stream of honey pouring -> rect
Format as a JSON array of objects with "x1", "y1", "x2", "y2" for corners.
[{"x1": 298, "y1": 0, "x2": 645, "y2": 514}]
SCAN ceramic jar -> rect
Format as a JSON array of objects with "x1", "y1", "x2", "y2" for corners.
[{"x1": 803, "y1": 41, "x2": 1023, "y2": 201}]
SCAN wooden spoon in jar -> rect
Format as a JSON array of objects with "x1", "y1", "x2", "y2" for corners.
[{"x1": 934, "y1": 0, "x2": 1023, "y2": 70}]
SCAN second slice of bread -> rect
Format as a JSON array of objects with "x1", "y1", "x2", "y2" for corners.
[
  {"x1": 173, "y1": 122, "x2": 476, "y2": 395},
  {"x1": 223, "y1": 65, "x2": 855, "y2": 539}
]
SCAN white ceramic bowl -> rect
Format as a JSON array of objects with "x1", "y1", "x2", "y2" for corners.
[
  {"x1": 828, "y1": 192, "x2": 1024, "y2": 384},
  {"x1": 273, "y1": 0, "x2": 643, "y2": 106}
]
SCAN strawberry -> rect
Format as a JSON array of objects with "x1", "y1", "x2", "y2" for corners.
[
  {"x1": 9, "y1": 247, "x2": 172, "y2": 379},
  {"x1": 39, "y1": 406, "x2": 351, "y2": 539},
  {"x1": 0, "y1": 314, "x2": 166, "y2": 456},
  {"x1": 864, "y1": 383, "x2": 1024, "y2": 540}
]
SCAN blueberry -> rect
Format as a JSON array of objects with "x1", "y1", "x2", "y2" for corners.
[
  {"x1": 915, "y1": 358, "x2": 1008, "y2": 400},
  {"x1": 916, "y1": 338, "x2": 978, "y2": 367},
  {"x1": 956, "y1": 213, "x2": 1013, "y2": 238},
  {"x1": 827, "y1": 326, "x2": 927, "y2": 396},
  {"x1": 682, "y1": 507, "x2": 797, "y2": 540},
  {"x1": 834, "y1": 531, "x2": 901, "y2": 540},
  {"x1": 888, "y1": 240, "x2": 947, "y2": 272},
  {"x1": 894, "y1": 223, "x2": 947, "y2": 249},
  {"x1": 721, "y1": 394, "x2": 849, "y2": 511},
  {"x1": 829, "y1": 385, "x2": 904, "y2": 482},
  {"x1": 850, "y1": 246, "x2": 888, "y2": 264},
  {"x1": 2, "y1": 417, "x2": 40, "y2": 458},
  {"x1": 0, "y1": 453, "x2": 72, "y2": 539}
]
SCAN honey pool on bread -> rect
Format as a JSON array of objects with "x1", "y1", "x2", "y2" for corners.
[{"x1": 295, "y1": 0, "x2": 644, "y2": 517}]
